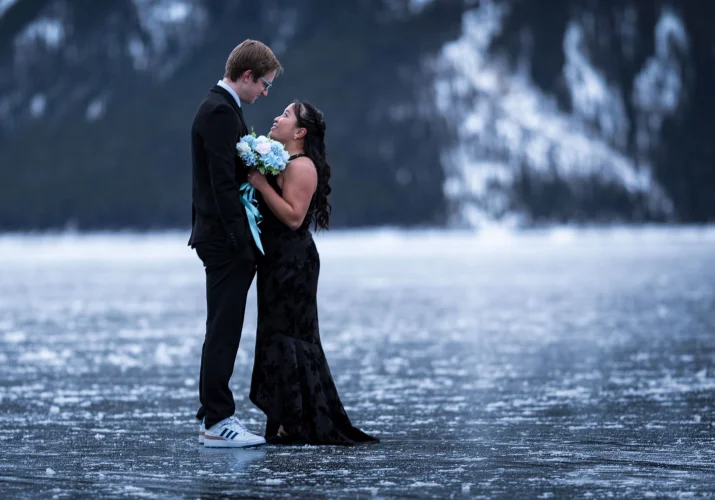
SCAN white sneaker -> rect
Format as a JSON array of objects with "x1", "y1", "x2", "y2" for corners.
[
  {"x1": 203, "y1": 417, "x2": 266, "y2": 448},
  {"x1": 199, "y1": 418, "x2": 206, "y2": 445}
]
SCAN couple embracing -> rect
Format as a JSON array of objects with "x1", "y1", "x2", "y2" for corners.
[{"x1": 188, "y1": 40, "x2": 378, "y2": 447}]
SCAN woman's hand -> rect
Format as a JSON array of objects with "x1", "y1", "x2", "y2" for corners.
[{"x1": 247, "y1": 169, "x2": 269, "y2": 192}]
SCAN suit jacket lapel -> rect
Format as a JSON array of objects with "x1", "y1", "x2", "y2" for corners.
[
  {"x1": 235, "y1": 105, "x2": 248, "y2": 137},
  {"x1": 210, "y1": 85, "x2": 248, "y2": 137},
  {"x1": 211, "y1": 85, "x2": 240, "y2": 113}
]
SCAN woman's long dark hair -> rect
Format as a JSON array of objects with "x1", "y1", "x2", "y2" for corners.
[{"x1": 294, "y1": 99, "x2": 331, "y2": 231}]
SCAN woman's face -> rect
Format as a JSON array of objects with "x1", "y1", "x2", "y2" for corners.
[{"x1": 269, "y1": 103, "x2": 303, "y2": 143}]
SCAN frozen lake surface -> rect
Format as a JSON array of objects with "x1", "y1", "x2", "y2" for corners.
[{"x1": 1, "y1": 227, "x2": 714, "y2": 498}]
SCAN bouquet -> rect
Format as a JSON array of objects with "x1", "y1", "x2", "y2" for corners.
[{"x1": 236, "y1": 132, "x2": 290, "y2": 254}]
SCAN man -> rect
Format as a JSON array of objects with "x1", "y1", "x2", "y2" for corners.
[{"x1": 189, "y1": 39, "x2": 282, "y2": 447}]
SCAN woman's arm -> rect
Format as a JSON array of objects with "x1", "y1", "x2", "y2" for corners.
[{"x1": 248, "y1": 158, "x2": 318, "y2": 230}]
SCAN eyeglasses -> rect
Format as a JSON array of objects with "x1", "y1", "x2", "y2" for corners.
[{"x1": 259, "y1": 77, "x2": 272, "y2": 91}]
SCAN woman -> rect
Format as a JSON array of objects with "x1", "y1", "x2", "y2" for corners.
[{"x1": 246, "y1": 100, "x2": 379, "y2": 446}]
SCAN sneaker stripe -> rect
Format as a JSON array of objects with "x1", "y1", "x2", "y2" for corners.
[{"x1": 220, "y1": 428, "x2": 228, "y2": 438}]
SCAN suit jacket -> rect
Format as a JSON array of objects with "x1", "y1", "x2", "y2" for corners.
[{"x1": 188, "y1": 85, "x2": 250, "y2": 249}]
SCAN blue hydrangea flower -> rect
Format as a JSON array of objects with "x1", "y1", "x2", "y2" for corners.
[
  {"x1": 236, "y1": 134, "x2": 287, "y2": 175},
  {"x1": 241, "y1": 135, "x2": 257, "y2": 149},
  {"x1": 270, "y1": 141, "x2": 284, "y2": 156},
  {"x1": 240, "y1": 151, "x2": 257, "y2": 167},
  {"x1": 260, "y1": 152, "x2": 287, "y2": 175}
]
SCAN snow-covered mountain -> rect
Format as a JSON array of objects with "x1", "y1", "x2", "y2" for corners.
[
  {"x1": 433, "y1": 1, "x2": 686, "y2": 226},
  {"x1": 0, "y1": 0, "x2": 710, "y2": 229}
]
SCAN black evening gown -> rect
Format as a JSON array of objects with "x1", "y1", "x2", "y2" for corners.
[{"x1": 249, "y1": 156, "x2": 379, "y2": 446}]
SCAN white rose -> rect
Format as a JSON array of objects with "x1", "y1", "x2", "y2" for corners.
[
  {"x1": 256, "y1": 143, "x2": 271, "y2": 155},
  {"x1": 256, "y1": 135, "x2": 269, "y2": 143},
  {"x1": 237, "y1": 142, "x2": 251, "y2": 153}
]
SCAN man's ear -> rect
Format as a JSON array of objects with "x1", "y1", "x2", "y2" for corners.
[{"x1": 241, "y1": 70, "x2": 253, "y2": 83}]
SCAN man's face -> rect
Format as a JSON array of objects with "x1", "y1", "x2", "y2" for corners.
[{"x1": 241, "y1": 69, "x2": 277, "y2": 104}]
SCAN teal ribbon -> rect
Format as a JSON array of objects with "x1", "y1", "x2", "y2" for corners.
[{"x1": 239, "y1": 182, "x2": 265, "y2": 255}]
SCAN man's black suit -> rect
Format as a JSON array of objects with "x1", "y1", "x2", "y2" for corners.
[{"x1": 189, "y1": 85, "x2": 256, "y2": 429}]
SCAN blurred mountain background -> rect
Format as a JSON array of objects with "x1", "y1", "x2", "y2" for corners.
[{"x1": 1, "y1": 0, "x2": 713, "y2": 231}]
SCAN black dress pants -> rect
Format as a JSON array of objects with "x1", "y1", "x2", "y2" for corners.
[{"x1": 193, "y1": 241, "x2": 256, "y2": 429}]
